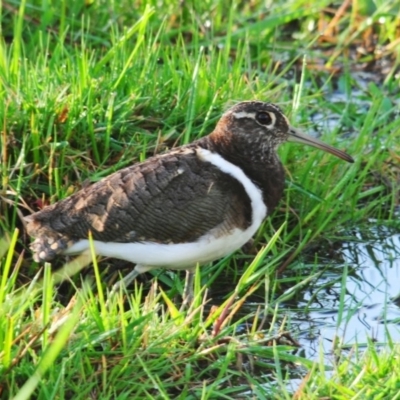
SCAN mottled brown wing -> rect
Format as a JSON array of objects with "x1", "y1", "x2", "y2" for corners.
[{"x1": 25, "y1": 148, "x2": 252, "y2": 262}]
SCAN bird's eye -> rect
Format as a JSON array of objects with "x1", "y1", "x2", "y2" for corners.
[{"x1": 256, "y1": 112, "x2": 274, "y2": 126}]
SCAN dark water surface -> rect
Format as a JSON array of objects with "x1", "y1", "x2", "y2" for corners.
[
  {"x1": 291, "y1": 74, "x2": 400, "y2": 359},
  {"x1": 289, "y1": 227, "x2": 400, "y2": 360}
]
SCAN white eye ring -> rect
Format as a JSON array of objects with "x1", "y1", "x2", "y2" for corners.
[{"x1": 255, "y1": 111, "x2": 276, "y2": 128}]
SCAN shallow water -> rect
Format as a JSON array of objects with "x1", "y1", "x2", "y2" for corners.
[
  {"x1": 289, "y1": 227, "x2": 400, "y2": 359},
  {"x1": 290, "y1": 72, "x2": 400, "y2": 359}
]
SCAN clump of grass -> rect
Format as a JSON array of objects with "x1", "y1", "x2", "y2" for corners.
[
  {"x1": 294, "y1": 337, "x2": 400, "y2": 400},
  {"x1": 1, "y1": 232, "x2": 315, "y2": 399}
]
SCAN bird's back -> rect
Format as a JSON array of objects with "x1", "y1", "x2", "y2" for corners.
[{"x1": 25, "y1": 145, "x2": 253, "y2": 263}]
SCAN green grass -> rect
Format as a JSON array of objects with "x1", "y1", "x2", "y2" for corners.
[
  {"x1": 295, "y1": 339, "x2": 400, "y2": 400},
  {"x1": 1, "y1": 0, "x2": 400, "y2": 398}
]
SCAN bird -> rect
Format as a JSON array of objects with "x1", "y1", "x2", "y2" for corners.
[{"x1": 25, "y1": 101, "x2": 354, "y2": 302}]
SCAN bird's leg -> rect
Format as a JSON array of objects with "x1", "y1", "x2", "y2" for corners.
[
  {"x1": 108, "y1": 267, "x2": 141, "y2": 298},
  {"x1": 181, "y1": 268, "x2": 196, "y2": 309},
  {"x1": 107, "y1": 264, "x2": 155, "y2": 300}
]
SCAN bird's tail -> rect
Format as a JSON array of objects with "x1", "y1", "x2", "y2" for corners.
[{"x1": 24, "y1": 215, "x2": 72, "y2": 262}]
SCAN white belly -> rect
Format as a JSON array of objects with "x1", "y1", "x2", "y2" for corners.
[{"x1": 65, "y1": 223, "x2": 258, "y2": 270}]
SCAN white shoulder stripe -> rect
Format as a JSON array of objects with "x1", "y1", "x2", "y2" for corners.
[{"x1": 196, "y1": 148, "x2": 267, "y2": 227}]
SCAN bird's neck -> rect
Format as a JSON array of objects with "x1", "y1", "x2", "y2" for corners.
[{"x1": 196, "y1": 131, "x2": 285, "y2": 214}]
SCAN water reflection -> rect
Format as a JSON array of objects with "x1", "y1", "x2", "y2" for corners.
[{"x1": 291, "y1": 229, "x2": 400, "y2": 359}]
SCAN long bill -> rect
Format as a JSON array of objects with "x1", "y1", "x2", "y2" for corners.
[{"x1": 288, "y1": 127, "x2": 354, "y2": 163}]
